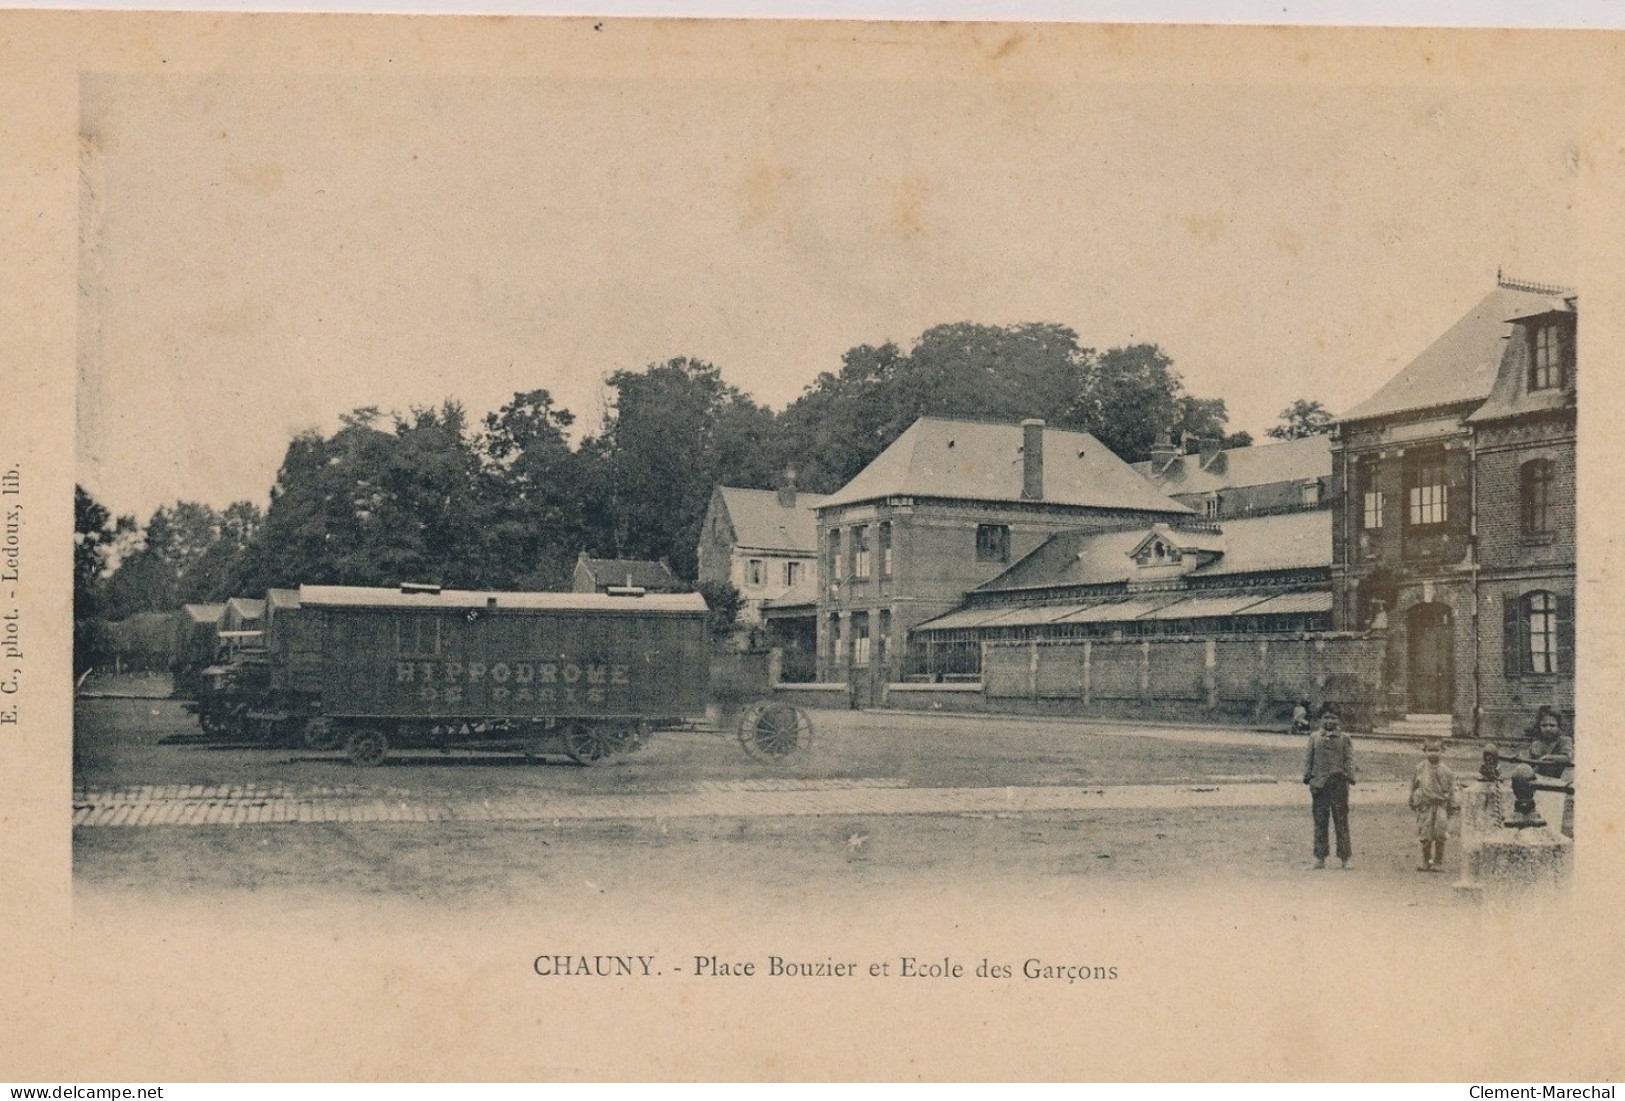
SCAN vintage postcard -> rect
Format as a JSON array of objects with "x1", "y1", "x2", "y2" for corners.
[{"x1": 2, "y1": 12, "x2": 1624, "y2": 1082}]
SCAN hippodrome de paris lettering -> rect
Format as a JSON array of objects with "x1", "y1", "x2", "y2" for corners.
[{"x1": 394, "y1": 659, "x2": 631, "y2": 705}]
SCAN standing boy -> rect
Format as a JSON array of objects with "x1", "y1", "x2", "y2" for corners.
[
  {"x1": 1303, "y1": 709, "x2": 1356, "y2": 869},
  {"x1": 1409, "y1": 739, "x2": 1457, "y2": 872}
]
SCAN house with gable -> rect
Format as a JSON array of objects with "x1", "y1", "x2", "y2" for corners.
[
  {"x1": 570, "y1": 553, "x2": 684, "y2": 594},
  {"x1": 696, "y1": 481, "x2": 830, "y2": 627},
  {"x1": 1330, "y1": 275, "x2": 1576, "y2": 740},
  {"x1": 812, "y1": 416, "x2": 1191, "y2": 704}
]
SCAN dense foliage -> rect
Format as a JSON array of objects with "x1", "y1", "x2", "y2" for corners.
[
  {"x1": 1266, "y1": 398, "x2": 1336, "y2": 441},
  {"x1": 86, "y1": 322, "x2": 1294, "y2": 637}
]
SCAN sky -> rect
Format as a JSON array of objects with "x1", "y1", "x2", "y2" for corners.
[{"x1": 75, "y1": 34, "x2": 1581, "y2": 519}]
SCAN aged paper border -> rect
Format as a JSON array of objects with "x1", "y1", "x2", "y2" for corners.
[{"x1": 3, "y1": 15, "x2": 1624, "y2": 1081}]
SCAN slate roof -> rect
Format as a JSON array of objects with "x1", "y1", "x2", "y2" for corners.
[
  {"x1": 576, "y1": 556, "x2": 683, "y2": 591},
  {"x1": 1341, "y1": 285, "x2": 1568, "y2": 422},
  {"x1": 818, "y1": 417, "x2": 1189, "y2": 514},
  {"x1": 975, "y1": 527, "x2": 1151, "y2": 591},
  {"x1": 716, "y1": 486, "x2": 829, "y2": 553},
  {"x1": 181, "y1": 603, "x2": 226, "y2": 625},
  {"x1": 1186, "y1": 509, "x2": 1330, "y2": 578},
  {"x1": 977, "y1": 509, "x2": 1329, "y2": 593},
  {"x1": 1467, "y1": 294, "x2": 1578, "y2": 424},
  {"x1": 1131, "y1": 435, "x2": 1331, "y2": 495}
]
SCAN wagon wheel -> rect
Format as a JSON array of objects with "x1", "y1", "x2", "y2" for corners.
[
  {"x1": 603, "y1": 724, "x2": 638, "y2": 755},
  {"x1": 738, "y1": 703, "x2": 813, "y2": 761},
  {"x1": 345, "y1": 726, "x2": 390, "y2": 767},
  {"x1": 303, "y1": 718, "x2": 342, "y2": 751},
  {"x1": 562, "y1": 722, "x2": 618, "y2": 766}
]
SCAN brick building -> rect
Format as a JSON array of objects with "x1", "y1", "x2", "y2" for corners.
[
  {"x1": 812, "y1": 416, "x2": 1190, "y2": 703},
  {"x1": 1132, "y1": 434, "x2": 1332, "y2": 520},
  {"x1": 1330, "y1": 277, "x2": 1576, "y2": 740}
]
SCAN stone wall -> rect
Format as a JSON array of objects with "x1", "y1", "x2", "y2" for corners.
[{"x1": 979, "y1": 632, "x2": 1387, "y2": 729}]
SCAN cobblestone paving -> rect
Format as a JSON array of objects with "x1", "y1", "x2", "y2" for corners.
[{"x1": 72, "y1": 776, "x2": 1410, "y2": 828}]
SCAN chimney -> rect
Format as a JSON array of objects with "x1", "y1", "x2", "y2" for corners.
[
  {"x1": 776, "y1": 466, "x2": 798, "y2": 509},
  {"x1": 1150, "y1": 431, "x2": 1179, "y2": 472},
  {"x1": 1021, "y1": 419, "x2": 1045, "y2": 500}
]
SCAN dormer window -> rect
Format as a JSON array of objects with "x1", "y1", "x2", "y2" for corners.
[
  {"x1": 1529, "y1": 321, "x2": 1568, "y2": 391},
  {"x1": 1134, "y1": 535, "x2": 1182, "y2": 567}
]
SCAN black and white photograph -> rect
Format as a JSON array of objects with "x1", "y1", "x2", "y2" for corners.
[{"x1": 4, "y1": 11, "x2": 1624, "y2": 1083}]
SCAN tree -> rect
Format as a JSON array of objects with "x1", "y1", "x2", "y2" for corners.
[
  {"x1": 237, "y1": 403, "x2": 491, "y2": 592},
  {"x1": 1267, "y1": 398, "x2": 1335, "y2": 441},
  {"x1": 1070, "y1": 344, "x2": 1240, "y2": 463},
  {"x1": 588, "y1": 358, "x2": 779, "y2": 579},
  {"x1": 100, "y1": 500, "x2": 225, "y2": 618},
  {"x1": 695, "y1": 579, "x2": 744, "y2": 642},
  {"x1": 777, "y1": 325, "x2": 1237, "y2": 481},
  {"x1": 73, "y1": 486, "x2": 117, "y2": 672},
  {"x1": 476, "y1": 389, "x2": 593, "y2": 590},
  {"x1": 776, "y1": 323, "x2": 1095, "y2": 492}
]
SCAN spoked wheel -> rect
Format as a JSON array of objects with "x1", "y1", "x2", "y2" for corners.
[
  {"x1": 303, "y1": 718, "x2": 342, "y2": 751},
  {"x1": 345, "y1": 726, "x2": 390, "y2": 767},
  {"x1": 562, "y1": 723, "x2": 619, "y2": 766},
  {"x1": 621, "y1": 721, "x2": 652, "y2": 754},
  {"x1": 738, "y1": 702, "x2": 813, "y2": 761}
]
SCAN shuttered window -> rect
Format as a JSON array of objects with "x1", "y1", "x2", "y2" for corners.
[{"x1": 1505, "y1": 590, "x2": 1573, "y2": 676}]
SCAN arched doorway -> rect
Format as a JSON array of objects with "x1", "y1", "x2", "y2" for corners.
[{"x1": 1406, "y1": 602, "x2": 1454, "y2": 713}]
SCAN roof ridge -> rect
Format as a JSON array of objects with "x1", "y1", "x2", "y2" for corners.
[
  {"x1": 1496, "y1": 272, "x2": 1576, "y2": 297},
  {"x1": 909, "y1": 413, "x2": 1092, "y2": 433}
]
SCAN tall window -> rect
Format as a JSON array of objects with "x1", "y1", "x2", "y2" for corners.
[
  {"x1": 852, "y1": 611, "x2": 871, "y2": 666},
  {"x1": 878, "y1": 609, "x2": 891, "y2": 665},
  {"x1": 827, "y1": 529, "x2": 842, "y2": 593},
  {"x1": 1406, "y1": 454, "x2": 1448, "y2": 526},
  {"x1": 1521, "y1": 459, "x2": 1555, "y2": 536},
  {"x1": 784, "y1": 560, "x2": 802, "y2": 587},
  {"x1": 976, "y1": 523, "x2": 1011, "y2": 564},
  {"x1": 1363, "y1": 489, "x2": 1384, "y2": 530},
  {"x1": 878, "y1": 522, "x2": 893, "y2": 577},
  {"x1": 851, "y1": 525, "x2": 871, "y2": 578},
  {"x1": 1526, "y1": 591, "x2": 1559, "y2": 674},
  {"x1": 1530, "y1": 323, "x2": 1564, "y2": 391},
  {"x1": 747, "y1": 559, "x2": 764, "y2": 587},
  {"x1": 1358, "y1": 459, "x2": 1383, "y2": 530},
  {"x1": 827, "y1": 613, "x2": 842, "y2": 665}
]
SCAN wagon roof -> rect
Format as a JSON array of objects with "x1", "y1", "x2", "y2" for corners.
[{"x1": 297, "y1": 584, "x2": 708, "y2": 615}]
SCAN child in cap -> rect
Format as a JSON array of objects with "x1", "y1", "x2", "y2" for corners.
[{"x1": 1409, "y1": 739, "x2": 1457, "y2": 872}]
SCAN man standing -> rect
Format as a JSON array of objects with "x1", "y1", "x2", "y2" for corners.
[{"x1": 1303, "y1": 708, "x2": 1356, "y2": 869}]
